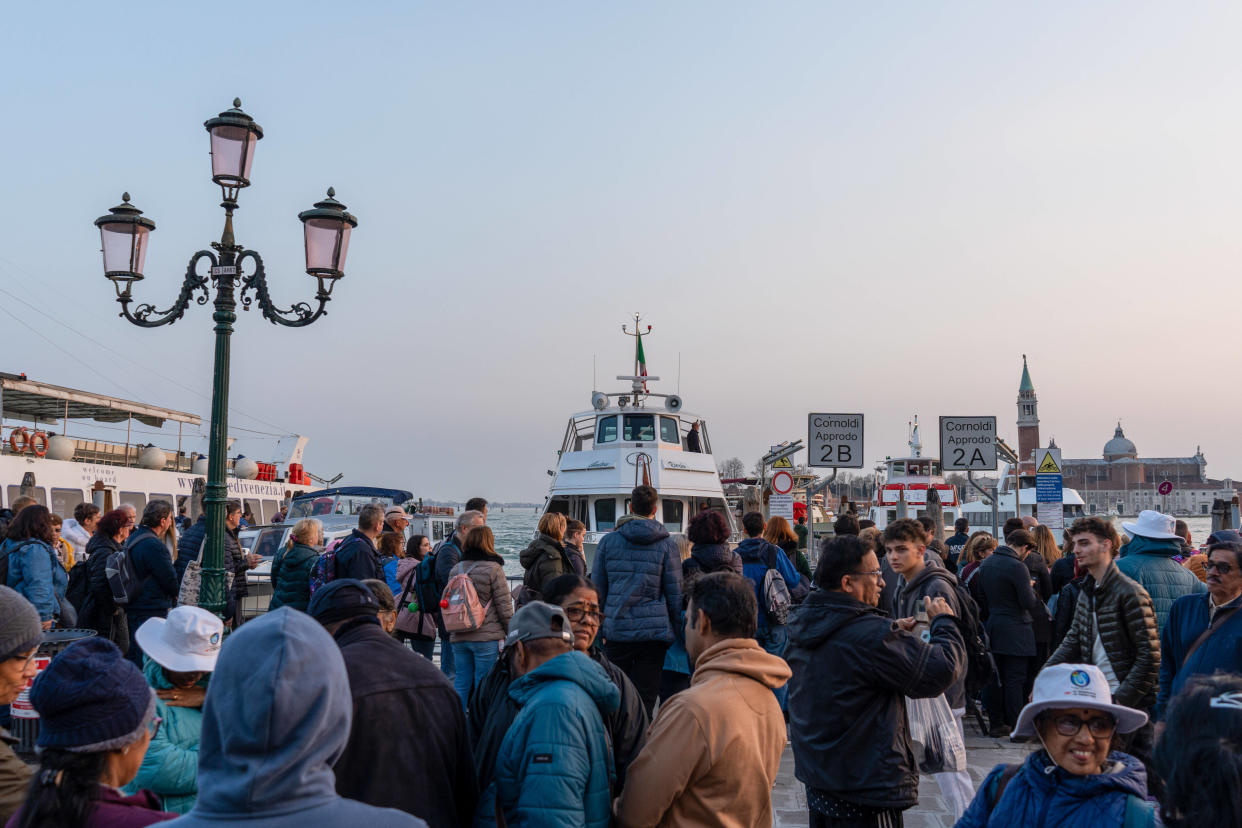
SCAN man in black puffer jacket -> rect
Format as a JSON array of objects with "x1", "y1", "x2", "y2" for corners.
[
  {"x1": 787, "y1": 534, "x2": 965, "y2": 828},
  {"x1": 124, "y1": 500, "x2": 179, "y2": 665}
]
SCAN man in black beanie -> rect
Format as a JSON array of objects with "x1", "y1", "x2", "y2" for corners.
[
  {"x1": 308, "y1": 579, "x2": 477, "y2": 827},
  {"x1": 0, "y1": 586, "x2": 41, "y2": 822}
]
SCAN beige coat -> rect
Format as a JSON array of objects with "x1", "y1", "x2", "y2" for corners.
[{"x1": 615, "y1": 638, "x2": 791, "y2": 828}]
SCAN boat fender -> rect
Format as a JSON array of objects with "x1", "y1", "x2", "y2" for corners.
[
  {"x1": 28, "y1": 431, "x2": 48, "y2": 457},
  {"x1": 8, "y1": 428, "x2": 28, "y2": 454}
]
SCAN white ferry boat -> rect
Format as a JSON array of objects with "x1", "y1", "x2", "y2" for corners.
[
  {"x1": 0, "y1": 372, "x2": 315, "y2": 520},
  {"x1": 867, "y1": 418, "x2": 962, "y2": 530},
  {"x1": 959, "y1": 462, "x2": 1088, "y2": 530},
  {"x1": 540, "y1": 327, "x2": 738, "y2": 561}
]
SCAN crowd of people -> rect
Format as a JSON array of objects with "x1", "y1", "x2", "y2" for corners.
[{"x1": 3, "y1": 488, "x2": 1242, "y2": 827}]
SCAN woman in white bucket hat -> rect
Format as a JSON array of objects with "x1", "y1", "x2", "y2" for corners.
[
  {"x1": 123, "y1": 606, "x2": 223, "y2": 814},
  {"x1": 954, "y1": 663, "x2": 1156, "y2": 827}
]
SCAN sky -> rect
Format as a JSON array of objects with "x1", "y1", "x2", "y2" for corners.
[{"x1": 2, "y1": 2, "x2": 1241, "y2": 501}]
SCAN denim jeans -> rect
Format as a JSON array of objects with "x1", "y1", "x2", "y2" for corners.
[
  {"x1": 435, "y1": 614, "x2": 456, "y2": 678},
  {"x1": 755, "y1": 624, "x2": 790, "y2": 711},
  {"x1": 452, "y1": 639, "x2": 500, "y2": 710}
]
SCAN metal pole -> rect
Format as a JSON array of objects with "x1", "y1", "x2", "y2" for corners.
[{"x1": 967, "y1": 471, "x2": 999, "y2": 538}]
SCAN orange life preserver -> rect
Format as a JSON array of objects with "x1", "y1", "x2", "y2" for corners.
[
  {"x1": 8, "y1": 428, "x2": 28, "y2": 454},
  {"x1": 28, "y1": 431, "x2": 48, "y2": 457}
]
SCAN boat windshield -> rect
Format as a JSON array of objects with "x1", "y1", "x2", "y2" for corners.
[
  {"x1": 288, "y1": 493, "x2": 401, "y2": 519},
  {"x1": 623, "y1": 414, "x2": 656, "y2": 441}
]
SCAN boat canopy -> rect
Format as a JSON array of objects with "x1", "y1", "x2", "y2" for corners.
[
  {"x1": 292, "y1": 486, "x2": 413, "y2": 503},
  {"x1": 0, "y1": 372, "x2": 200, "y2": 428}
]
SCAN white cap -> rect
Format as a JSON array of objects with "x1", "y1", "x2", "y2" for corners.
[
  {"x1": 1012, "y1": 663, "x2": 1148, "y2": 739},
  {"x1": 135, "y1": 606, "x2": 224, "y2": 673}
]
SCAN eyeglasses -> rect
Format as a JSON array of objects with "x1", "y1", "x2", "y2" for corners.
[
  {"x1": 1206, "y1": 560, "x2": 1234, "y2": 575},
  {"x1": 562, "y1": 604, "x2": 603, "y2": 623},
  {"x1": 1049, "y1": 713, "x2": 1116, "y2": 738},
  {"x1": 147, "y1": 717, "x2": 163, "y2": 740},
  {"x1": 848, "y1": 569, "x2": 883, "y2": 580},
  {"x1": 9, "y1": 650, "x2": 37, "y2": 671}
]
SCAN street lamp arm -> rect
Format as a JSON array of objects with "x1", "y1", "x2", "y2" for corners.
[
  {"x1": 236, "y1": 249, "x2": 329, "y2": 327},
  {"x1": 118, "y1": 250, "x2": 216, "y2": 327}
]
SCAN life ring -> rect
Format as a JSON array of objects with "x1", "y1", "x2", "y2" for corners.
[
  {"x1": 8, "y1": 428, "x2": 28, "y2": 454},
  {"x1": 28, "y1": 432, "x2": 48, "y2": 457}
]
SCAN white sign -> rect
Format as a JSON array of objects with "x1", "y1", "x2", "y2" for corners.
[
  {"x1": 808, "y1": 413, "x2": 864, "y2": 469},
  {"x1": 210, "y1": 265, "x2": 238, "y2": 276},
  {"x1": 939, "y1": 416, "x2": 998, "y2": 471},
  {"x1": 769, "y1": 493, "x2": 795, "y2": 520},
  {"x1": 771, "y1": 470, "x2": 795, "y2": 495},
  {"x1": 1037, "y1": 502, "x2": 1064, "y2": 531}
]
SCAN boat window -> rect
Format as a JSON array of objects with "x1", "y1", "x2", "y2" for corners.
[
  {"x1": 7, "y1": 486, "x2": 47, "y2": 507},
  {"x1": 595, "y1": 498, "x2": 617, "y2": 532},
  {"x1": 624, "y1": 415, "x2": 655, "y2": 442},
  {"x1": 660, "y1": 417, "x2": 680, "y2": 444},
  {"x1": 262, "y1": 500, "x2": 278, "y2": 522},
  {"x1": 597, "y1": 416, "x2": 618, "y2": 444},
  {"x1": 119, "y1": 491, "x2": 147, "y2": 512},
  {"x1": 251, "y1": 527, "x2": 284, "y2": 560},
  {"x1": 244, "y1": 499, "x2": 263, "y2": 523},
  {"x1": 931, "y1": 462, "x2": 941, "y2": 475},
  {"x1": 890, "y1": 461, "x2": 905, "y2": 476},
  {"x1": 51, "y1": 488, "x2": 84, "y2": 518},
  {"x1": 432, "y1": 519, "x2": 451, "y2": 541},
  {"x1": 662, "y1": 499, "x2": 684, "y2": 532},
  {"x1": 547, "y1": 498, "x2": 569, "y2": 515}
]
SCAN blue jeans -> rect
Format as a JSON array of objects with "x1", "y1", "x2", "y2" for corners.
[
  {"x1": 755, "y1": 624, "x2": 789, "y2": 711},
  {"x1": 452, "y1": 639, "x2": 500, "y2": 709},
  {"x1": 435, "y1": 614, "x2": 455, "y2": 678}
]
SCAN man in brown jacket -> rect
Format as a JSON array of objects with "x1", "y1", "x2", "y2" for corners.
[{"x1": 615, "y1": 572, "x2": 790, "y2": 828}]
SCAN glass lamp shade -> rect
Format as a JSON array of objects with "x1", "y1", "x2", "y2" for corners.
[
  {"x1": 203, "y1": 99, "x2": 263, "y2": 188},
  {"x1": 94, "y1": 194, "x2": 156, "y2": 288},
  {"x1": 298, "y1": 188, "x2": 359, "y2": 277}
]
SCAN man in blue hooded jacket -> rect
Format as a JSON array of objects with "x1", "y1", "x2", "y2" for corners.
[
  {"x1": 736, "y1": 511, "x2": 803, "y2": 711},
  {"x1": 494, "y1": 602, "x2": 619, "y2": 828},
  {"x1": 591, "y1": 485, "x2": 682, "y2": 715},
  {"x1": 1117, "y1": 510, "x2": 1205, "y2": 631}
]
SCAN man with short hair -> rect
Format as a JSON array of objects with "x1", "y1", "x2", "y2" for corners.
[
  {"x1": 1002, "y1": 516, "x2": 1024, "y2": 540},
  {"x1": 616, "y1": 573, "x2": 790, "y2": 827},
  {"x1": 335, "y1": 503, "x2": 387, "y2": 582},
  {"x1": 564, "y1": 518, "x2": 587, "y2": 577},
  {"x1": 309, "y1": 579, "x2": 476, "y2": 827},
  {"x1": 465, "y1": 497, "x2": 489, "y2": 521},
  {"x1": 431, "y1": 509, "x2": 486, "y2": 679},
  {"x1": 124, "y1": 500, "x2": 179, "y2": 665},
  {"x1": 175, "y1": 505, "x2": 191, "y2": 532},
  {"x1": 916, "y1": 516, "x2": 949, "y2": 564},
  {"x1": 787, "y1": 535, "x2": 965, "y2": 828},
  {"x1": 945, "y1": 517, "x2": 970, "y2": 570},
  {"x1": 1157, "y1": 530, "x2": 1242, "y2": 717},
  {"x1": 883, "y1": 519, "x2": 973, "y2": 817},
  {"x1": 833, "y1": 513, "x2": 861, "y2": 537},
  {"x1": 795, "y1": 515, "x2": 809, "y2": 550},
  {"x1": 1117, "y1": 509, "x2": 1206, "y2": 631},
  {"x1": 736, "y1": 511, "x2": 802, "y2": 711},
  {"x1": 591, "y1": 485, "x2": 683, "y2": 715},
  {"x1": 63, "y1": 502, "x2": 100, "y2": 549},
  {"x1": 384, "y1": 506, "x2": 410, "y2": 537},
  {"x1": 493, "y1": 601, "x2": 618, "y2": 828}
]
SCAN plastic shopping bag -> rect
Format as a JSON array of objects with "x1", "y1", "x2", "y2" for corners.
[{"x1": 905, "y1": 693, "x2": 966, "y2": 773}]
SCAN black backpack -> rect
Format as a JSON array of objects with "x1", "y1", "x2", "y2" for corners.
[
  {"x1": 930, "y1": 570, "x2": 995, "y2": 694},
  {"x1": 66, "y1": 559, "x2": 91, "y2": 612}
]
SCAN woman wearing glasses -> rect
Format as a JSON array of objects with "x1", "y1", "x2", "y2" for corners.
[
  {"x1": 0, "y1": 587, "x2": 42, "y2": 823},
  {"x1": 8, "y1": 637, "x2": 174, "y2": 827},
  {"x1": 954, "y1": 662, "x2": 1155, "y2": 828}
]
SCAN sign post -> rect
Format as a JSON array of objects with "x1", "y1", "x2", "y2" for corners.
[
  {"x1": 1035, "y1": 447, "x2": 1064, "y2": 533},
  {"x1": 770, "y1": 470, "x2": 795, "y2": 520}
]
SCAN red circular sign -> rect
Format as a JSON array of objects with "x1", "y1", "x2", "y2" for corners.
[
  {"x1": 772, "y1": 470, "x2": 794, "y2": 494},
  {"x1": 1158, "y1": 481, "x2": 1173, "y2": 496}
]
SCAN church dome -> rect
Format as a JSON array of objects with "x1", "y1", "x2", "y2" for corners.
[{"x1": 1103, "y1": 423, "x2": 1137, "y2": 460}]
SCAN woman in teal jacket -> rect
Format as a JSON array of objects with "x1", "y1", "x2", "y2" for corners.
[
  {"x1": 269, "y1": 519, "x2": 322, "y2": 613},
  {"x1": 124, "y1": 605, "x2": 224, "y2": 814}
]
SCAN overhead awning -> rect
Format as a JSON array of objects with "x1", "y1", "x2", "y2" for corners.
[{"x1": 0, "y1": 372, "x2": 201, "y2": 429}]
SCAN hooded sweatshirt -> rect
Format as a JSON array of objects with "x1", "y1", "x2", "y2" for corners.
[
  {"x1": 892, "y1": 563, "x2": 966, "y2": 709},
  {"x1": 615, "y1": 638, "x2": 791, "y2": 828},
  {"x1": 494, "y1": 650, "x2": 621, "y2": 828},
  {"x1": 164, "y1": 608, "x2": 424, "y2": 828}
]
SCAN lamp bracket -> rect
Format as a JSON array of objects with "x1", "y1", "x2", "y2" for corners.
[
  {"x1": 237, "y1": 249, "x2": 329, "y2": 327},
  {"x1": 117, "y1": 250, "x2": 215, "y2": 327}
]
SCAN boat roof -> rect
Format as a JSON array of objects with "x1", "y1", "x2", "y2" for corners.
[
  {"x1": 291, "y1": 486, "x2": 414, "y2": 503},
  {"x1": 0, "y1": 372, "x2": 201, "y2": 428}
]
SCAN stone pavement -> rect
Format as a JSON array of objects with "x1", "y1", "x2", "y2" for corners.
[{"x1": 773, "y1": 728, "x2": 1033, "y2": 827}]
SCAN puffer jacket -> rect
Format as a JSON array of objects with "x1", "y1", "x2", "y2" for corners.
[
  {"x1": 785, "y1": 589, "x2": 965, "y2": 810},
  {"x1": 592, "y1": 518, "x2": 682, "y2": 644},
  {"x1": 737, "y1": 537, "x2": 801, "y2": 632},
  {"x1": 1116, "y1": 535, "x2": 1206, "y2": 631},
  {"x1": 956, "y1": 749, "x2": 1154, "y2": 828},
  {"x1": 269, "y1": 542, "x2": 318, "y2": 612},
  {"x1": 1046, "y1": 563, "x2": 1161, "y2": 710},
  {"x1": 175, "y1": 518, "x2": 206, "y2": 587},
  {"x1": 681, "y1": 542, "x2": 742, "y2": 583},
  {"x1": 4, "y1": 536, "x2": 67, "y2": 621},
  {"x1": 519, "y1": 534, "x2": 575, "y2": 595},
  {"x1": 469, "y1": 648, "x2": 648, "y2": 823},
  {"x1": 125, "y1": 526, "x2": 179, "y2": 617},
  {"x1": 446, "y1": 556, "x2": 513, "y2": 643},
  {"x1": 1156, "y1": 592, "x2": 1242, "y2": 717},
  {"x1": 494, "y1": 651, "x2": 620, "y2": 828},
  {"x1": 124, "y1": 656, "x2": 208, "y2": 814}
]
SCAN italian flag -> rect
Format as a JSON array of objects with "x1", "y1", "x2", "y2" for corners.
[{"x1": 636, "y1": 331, "x2": 648, "y2": 391}]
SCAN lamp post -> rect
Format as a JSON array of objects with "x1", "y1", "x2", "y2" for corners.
[{"x1": 93, "y1": 99, "x2": 358, "y2": 620}]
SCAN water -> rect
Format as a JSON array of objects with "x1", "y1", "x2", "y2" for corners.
[{"x1": 485, "y1": 507, "x2": 541, "y2": 577}]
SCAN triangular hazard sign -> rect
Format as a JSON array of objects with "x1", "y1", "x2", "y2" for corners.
[
  {"x1": 1037, "y1": 453, "x2": 1060, "y2": 474},
  {"x1": 772, "y1": 456, "x2": 794, "y2": 469}
]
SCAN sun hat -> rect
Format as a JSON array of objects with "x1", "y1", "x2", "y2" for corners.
[
  {"x1": 1012, "y1": 663, "x2": 1148, "y2": 739},
  {"x1": 1121, "y1": 510, "x2": 1179, "y2": 541},
  {"x1": 384, "y1": 506, "x2": 409, "y2": 520},
  {"x1": 0, "y1": 586, "x2": 43, "y2": 661},
  {"x1": 504, "y1": 601, "x2": 574, "y2": 649},
  {"x1": 134, "y1": 606, "x2": 224, "y2": 674},
  {"x1": 31, "y1": 637, "x2": 156, "y2": 751}
]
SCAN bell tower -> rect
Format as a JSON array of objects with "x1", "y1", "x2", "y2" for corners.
[{"x1": 1017, "y1": 355, "x2": 1040, "y2": 467}]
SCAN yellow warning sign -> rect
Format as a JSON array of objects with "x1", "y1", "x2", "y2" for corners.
[
  {"x1": 772, "y1": 456, "x2": 794, "y2": 469},
  {"x1": 1037, "y1": 451, "x2": 1061, "y2": 475}
]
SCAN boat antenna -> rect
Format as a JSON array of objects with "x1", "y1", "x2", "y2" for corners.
[
  {"x1": 593, "y1": 353, "x2": 597, "y2": 390},
  {"x1": 621, "y1": 313, "x2": 653, "y2": 397},
  {"x1": 677, "y1": 352, "x2": 681, "y2": 395}
]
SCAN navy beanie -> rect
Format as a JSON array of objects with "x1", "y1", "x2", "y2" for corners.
[
  {"x1": 31, "y1": 637, "x2": 155, "y2": 752},
  {"x1": 307, "y1": 578, "x2": 380, "y2": 626}
]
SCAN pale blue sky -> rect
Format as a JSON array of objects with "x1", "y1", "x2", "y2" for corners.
[{"x1": 2, "y1": 3, "x2": 1240, "y2": 500}]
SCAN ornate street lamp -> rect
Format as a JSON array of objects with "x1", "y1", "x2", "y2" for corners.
[{"x1": 93, "y1": 98, "x2": 358, "y2": 620}]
